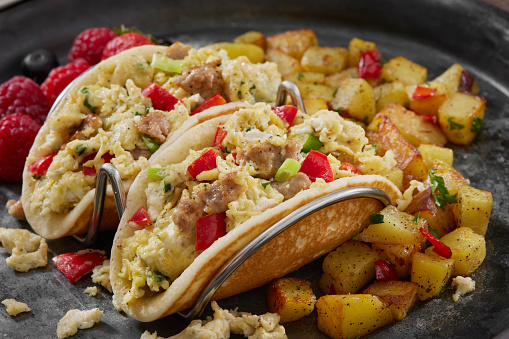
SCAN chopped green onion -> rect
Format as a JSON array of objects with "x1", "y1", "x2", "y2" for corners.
[
  {"x1": 261, "y1": 182, "x2": 270, "y2": 189},
  {"x1": 147, "y1": 167, "x2": 166, "y2": 180},
  {"x1": 151, "y1": 54, "x2": 184, "y2": 74},
  {"x1": 301, "y1": 134, "x2": 323, "y2": 153},
  {"x1": 163, "y1": 181, "x2": 172, "y2": 193},
  {"x1": 429, "y1": 169, "x2": 457, "y2": 208},
  {"x1": 151, "y1": 275, "x2": 167, "y2": 282},
  {"x1": 369, "y1": 213, "x2": 384, "y2": 224},
  {"x1": 81, "y1": 87, "x2": 97, "y2": 113},
  {"x1": 75, "y1": 144, "x2": 87, "y2": 156},
  {"x1": 471, "y1": 117, "x2": 483, "y2": 133},
  {"x1": 274, "y1": 158, "x2": 301, "y2": 183},
  {"x1": 140, "y1": 134, "x2": 160, "y2": 153}
]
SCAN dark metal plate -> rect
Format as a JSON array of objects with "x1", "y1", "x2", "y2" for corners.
[{"x1": 1, "y1": 0, "x2": 508, "y2": 338}]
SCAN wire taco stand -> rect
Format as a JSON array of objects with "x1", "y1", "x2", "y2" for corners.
[{"x1": 69, "y1": 80, "x2": 392, "y2": 320}]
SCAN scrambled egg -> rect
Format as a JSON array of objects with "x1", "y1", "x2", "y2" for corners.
[
  {"x1": 2, "y1": 299, "x2": 31, "y2": 316},
  {"x1": 56, "y1": 308, "x2": 103, "y2": 339},
  {"x1": 91, "y1": 259, "x2": 112, "y2": 293},
  {"x1": 84, "y1": 286, "x2": 98, "y2": 297},
  {"x1": 140, "y1": 301, "x2": 286, "y2": 339},
  {"x1": 451, "y1": 276, "x2": 476, "y2": 302},
  {"x1": 0, "y1": 227, "x2": 47, "y2": 272}
]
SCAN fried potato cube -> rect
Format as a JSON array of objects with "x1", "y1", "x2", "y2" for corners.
[
  {"x1": 373, "y1": 81, "x2": 410, "y2": 112},
  {"x1": 404, "y1": 187, "x2": 456, "y2": 237},
  {"x1": 358, "y1": 205, "x2": 426, "y2": 245},
  {"x1": 233, "y1": 31, "x2": 267, "y2": 50},
  {"x1": 438, "y1": 92, "x2": 486, "y2": 145},
  {"x1": 381, "y1": 56, "x2": 427, "y2": 86},
  {"x1": 369, "y1": 103, "x2": 447, "y2": 147},
  {"x1": 297, "y1": 83, "x2": 335, "y2": 102},
  {"x1": 303, "y1": 98, "x2": 328, "y2": 115},
  {"x1": 451, "y1": 186, "x2": 493, "y2": 236},
  {"x1": 316, "y1": 294, "x2": 395, "y2": 339},
  {"x1": 426, "y1": 227, "x2": 486, "y2": 276},
  {"x1": 347, "y1": 37, "x2": 378, "y2": 68},
  {"x1": 406, "y1": 82, "x2": 448, "y2": 116},
  {"x1": 266, "y1": 277, "x2": 316, "y2": 323},
  {"x1": 301, "y1": 46, "x2": 349, "y2": 74},
  {"x1": 266, "y1": 49, "x2": 303, "y2": 77},
  {"x1": 418, "y1": 144, "x2": 453, "y2": 168},
  {"x1": 267, "y1": 29, "x2": 318, "y2": 59},
  {"x1": 411, "y1": 252, "x2": 454, "y2": 301},
  {"x1": 363, "y1": 280, "x2": 419, "y2": 321},
  {"x1": 430, "y1": 160, "x2": 469, "y2": 196},
  {"x1": 319, "y1": 240, "x2": 381, "y2": 295},
  {"x1": 284, "y1": 71, "x2": 325, "y2": 85},
  {"x1": 371, "y1": 243, "x2": 421, "y2": 279},
  {"x1": 329, "y1": 78, "x2": 376, "y2": 123},
  {"x1": 377, "y1": 115, "x2": 428, "y2": 181},
  {"x1": 433, "y1": 63, "x2": 480, "y2": 96},
  {"x1": 324, "y1": 67, "x2": 358, "y2": 89},
  {"x1": 208, "y1": 42, "x2": 265, "y2": 63}
]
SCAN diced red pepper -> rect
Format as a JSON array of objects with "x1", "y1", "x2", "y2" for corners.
[
  {"x1": 299, "y1": 150, "x2": 333, "y2": 182},
  {"x1": 339, "y1": 162, "x2": 360, "y2": 174},
  {"x1": 412, "y1": 85, "x2": 437, "y2": 99},
  {"x1": 27, "y1": 152, "x2": 58, "y2": 176},
  {"x1": 272, "y1": 105, "x2": 298, "y2": 127},
  {"x1": 374, "y1": 260, "x2": 399, "y2": 281},
  {"x1": 420, "y1": 227, "x2": 452, "y2": 259},
  {"x1": 52, "y1": 249, "x2": 107, "y2": 283},
  {"x1": 82, "y1": 152, "x2": 114, "y2": 176},
  {"x1": 142, "y1": 82, "x2": 180, "y2": 112},
  {"x1": 128, "y1": 206, "x2": 151, "y2": 227},
  {"x1": 195, "y1": 212, "x2": 227, "y2": 251},
  {"x1": 187, "y1": 149, "x2": 218, "y2": 180},
  {"x1": 421, "y1": 114, "x2": 439, "y2": 126},
  {"x1": 358, "y1": 50, "x2": 382, "y2": 79},
  {"x1": 214, "y1": 123, "x2": 227, "y2": 148},
  {"x1": 191, "y1": 93, "x2": 227, "y2": 115},
  {"x1": 459, "y1": 70, "x2": 474, "y2": 94}
]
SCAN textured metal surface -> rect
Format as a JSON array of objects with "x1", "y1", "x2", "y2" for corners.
[{"x1": 0, "y1": 0, "x2": 508, "y2": 338}]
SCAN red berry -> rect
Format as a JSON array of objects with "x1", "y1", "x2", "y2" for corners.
[
  {"x1": 67, "y1": 27, "x2": 117, "y2": 65},
  {"x1": 0, "y1": 113, "x2": 41, "y2": 181},
  {"x1": 41, "y1": 59, "x2": 90, "y2": 106},
  {"x1": 0, "y1": 76, "x2": 50, "y2": 125},
  {"x1": 101, "y1": 32, "x2": 153, "y2": 60}
]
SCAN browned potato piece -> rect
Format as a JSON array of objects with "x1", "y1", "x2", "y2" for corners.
[
  {"x1": 284, "y1": 71, "x2": 325, "y2": 85},
  {"x1": 404, "y1": 187, "x2": 456, "y2": 237},
  {"x1": 358, "y1": 205, "x2": 426, "y2": 245},
  {"x1": 369, "y1": 103, "x2": 447, "y2": 147},
  {"x1": 329, "y1": 78, "x2": 376, "y2": 123},
  {"x1": 319, "y1": 240, "x2": 381, "y2": 295},
  {"x1": 301, "y1": 46, "x2": 349, "y2": 74},
  {"x1": 433, "y1": 63, "x2": 481, "y2": 96},
  {"x1": 378, "y1": 115, "x2": 428, "y2": 181},
  {"x1": 316, "y1": 294, "x2": 395, "y2": 339},
  {"x1": 411, "y1": 252, "x2": 454, "y2": 301},
  {"x1": 373, "y1": 81, "x2": 410, "y2": 112},
  {"x1": 426, "y1": 227, "x2": 486, "y2": 276},
  {"x1": 452, "y1": 185, "x2": 493, "y2": 236},
  {"x1": 406, "y1": 82, "x2": 448, "y2": 116},
  {"x1": 348, "y1": 37, "x2": 378, "y2": 68},
  {"x1": 266, "y1": 277, "x2": 316, "y2": 323},
  {"x1": 325, "y1": 67, "x2": 358, "y2": 89},
  {"x1": 371, "y1": 243, "x2": 421, "y2": 279},
  {"x1": 430, "y1": 160, "x2": 469, "y2": 196},
  {"x1": 297, "y1": 83, "x2": 335, "y2": 102},
  {"x1": 233, "y1": 30, "x2": 267, "y2": 50},
  {"x1": 418, "y1": 144, "x2": 453, "y2": 168},
  {"x1": 438, "y1": 92, "x2": 486, "y2": 145},
  {"x1": 363, "y1": 280, "x2": 419, "y2": 321},
  {"x1": 207, "y1": 42, "x2": 265, "y2": 63},
  {"x1": 381, "y1": 56, "x2": 427, "y2": 86},
  {"x1": 266, "y1": 49, "x2": 303, "y2": 77},
  {"x1": 303, "y1": 98, "x2": 328, "y2": 115},
  {"x1": 267, "y1": 29, "x2": 318, "y2": 59}
]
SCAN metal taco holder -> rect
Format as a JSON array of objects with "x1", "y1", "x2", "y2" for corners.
[{"x1": 65, "y1": 80, "x2": 392, "y2": 319}]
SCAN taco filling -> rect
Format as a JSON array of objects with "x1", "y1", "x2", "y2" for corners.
[
  {"x1": 25, "y1": 44, "x2": 281, "y2": 218},
  {"x1": 118, "y1": 102, "x2": 404, "y2": 305}
]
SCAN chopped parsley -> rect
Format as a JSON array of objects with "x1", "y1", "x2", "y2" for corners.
[
  {"x1": 448, "y1": 117, "x2": 465, "y2": 130},
  {"x1": 403, "y1": 101, "x2": 410, "y2": 108},
  {"x1": 369, "y1": 213, "x2": 384, "y2": 224},
  {"x1": 352, "y1": 231, "x2": 360, "y2": 240},
  {"x1": 335, "y1": 107, "x2": 344, "y2": 114},
  {"x1": 261, "y1": 182, "x2": 270, "y2": 189},
  {"x1": 297, "y1": 73, "x2": 304, "y2": 81},
  {"x1": 163, "y1": 181, "x2": 172, "y2": 193},
  {"x1": 135, "y1": 111, "x2": 144, "y2": 117},
  {"x1": 151, "y1": 275, "x2": 168, "y2": 282},
  {"x1": 145, "y1": 107, "x2": 151, "y2": 113},
  {"x1": 412, "y1": 212, "x2": 420, "y2": 225},
  {"x1": 332, "y1": 89, "x2": 338, "y2": 98},
  {"x1": 237, "y1": 90, "x2": 242, "y2": 100},
  {"x1": 429, "y1": 169, "x2": 457, "y2": 208},
  {"x1": 250, "y1": 84, "x2": 256, "y2": 90},
  {"x1": 246, "y1": 127, "x2": 254, "y2": 132},
  {"x1": 75, "y1": 144, "x2": 87, "y2": 156},
  {"x1": 471, "y1": 117, "x2": 483, "y2": 133}
]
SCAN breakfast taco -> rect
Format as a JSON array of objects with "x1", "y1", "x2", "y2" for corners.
[
  {"x1": 110, "y1": 102, "x2": 403, "y2": 321},
  {"x1": 21, "y1": 43, "x2": 282, "y2": 239}
]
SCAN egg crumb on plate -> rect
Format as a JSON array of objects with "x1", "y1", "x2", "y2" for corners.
[
  {"x1": 451, "y1": 276, "x2": 476, "y2": 302},
  {"x1": 1, "y1": 299, "x2": 31, "y2": 316},
  {"x1": 56, "y1": 308, "x2": 103, "y2": 339},
  {"x1": 0, "y1": 227, "x2": 47, "y2": 272}
]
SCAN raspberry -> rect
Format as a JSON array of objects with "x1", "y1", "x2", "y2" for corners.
[
  {"x1": 101, "y1": 32, "x2": 153, "y2": 60},
  {"x1": 41, "y1": 59, "x2": 90, "y2": 106},
  {"x1": 0, "y1": 76, "x2": 50, "y2": 125},
  {"x1": 0, "y1": 113, "x2": 41, "y2": 182},
  {"x1": 67, "y1": 27, "x2": 117, "y2": 65}
]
